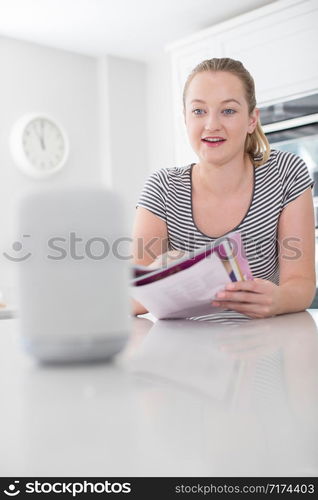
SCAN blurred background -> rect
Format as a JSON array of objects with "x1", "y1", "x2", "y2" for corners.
[{"x1": 0, "y1": 0, "x2": 317, "y2": 303}]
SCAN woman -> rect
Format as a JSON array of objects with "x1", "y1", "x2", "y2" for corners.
[{"x1": 132, "y1": 58, "x2": 316, "y2": 319}]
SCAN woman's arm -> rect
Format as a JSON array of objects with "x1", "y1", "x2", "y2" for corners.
[
  {"x1": 212, "y1": 187, "x2": 316, "y2": 317},
  {"x1": 131, "y1": 207, "x2": 169, "y2": 316},
  {"x1": 276, "y1": 186, "x2": 316, "y2": 313}
]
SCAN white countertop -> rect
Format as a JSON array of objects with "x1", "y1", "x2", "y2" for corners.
[{"x1": 1, "y1": 311, "x2": 318, "y2": 477}]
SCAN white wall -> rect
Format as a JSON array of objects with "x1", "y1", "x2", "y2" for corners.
[
  {"x1": 146, "y1": 53, "x2": 175, "y2": 173},
  {"x1": 98, "y1": 53, "x2": 175, "y2": 228},
  {"x1": 0, "y1": 36, "x2": 101, "y2": 186},
  {"x1": 0, "y1": 37, "x2": 151, "y2": 299},
  {"x1": 99, "y1": 55, "x2": 149, "y2": 231},
  {"x1": 0, "y1": 37, "x2": 101, "y2": 295}
]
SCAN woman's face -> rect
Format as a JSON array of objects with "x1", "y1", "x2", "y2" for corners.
[{"x1": 184, "y1": 71, "x2": 259, "y2": 167}]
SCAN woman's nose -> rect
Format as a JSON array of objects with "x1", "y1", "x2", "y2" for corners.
[{"x1": 204, "y1": 113, "x2": 221, "y2": 131}]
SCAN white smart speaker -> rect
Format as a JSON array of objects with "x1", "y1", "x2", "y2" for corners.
[{"x1": 15, "y1": 186, "x2": 130, "y2": 363}]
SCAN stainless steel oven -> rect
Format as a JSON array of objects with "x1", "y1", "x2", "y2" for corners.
[
  {"x1": 260, "y1": 93, "x2": 318, "y2": 293},
  {"x1": 260, "y1": 93, "x2": 318, "y2": 203}
]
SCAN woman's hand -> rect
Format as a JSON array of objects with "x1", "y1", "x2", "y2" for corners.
[
  {"x1": 212, "y1": 278, "x2": 282, "y2": 318},
  {"x1": 147, "y1": 249, "x2": 188, "y2": 270}
]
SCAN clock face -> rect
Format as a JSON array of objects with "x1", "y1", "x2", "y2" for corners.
[
  {"x1": 10, "y1": 113, "x2": 69, "y2": 179},
  {"x1": 23, "y1": 118, "x2": 66, "y2": 172}
]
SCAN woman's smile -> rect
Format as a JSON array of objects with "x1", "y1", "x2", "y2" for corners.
[{"x1": 201, "y1": 136, "x2": 226, "y2": 147}]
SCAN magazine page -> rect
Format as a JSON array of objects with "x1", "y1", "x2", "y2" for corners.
[
  {"x1": 130, "y1": 252, "x2": 232, "y2": 319},
  {"x1": 228, "y1": 232, "x2": 253, "y2": 280},
  {"x1": 132, "y1": 237, "x2": 235, "y2": 286},
  {"x1": 132, "y1": 230, "x2": 253, "y2": 286}
]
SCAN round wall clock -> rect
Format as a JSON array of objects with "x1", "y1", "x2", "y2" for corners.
[{"x1": 9, "y1": 113, "x2": 69, "y2": 179}]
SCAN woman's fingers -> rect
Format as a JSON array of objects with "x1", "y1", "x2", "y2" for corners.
[
  {"x1": 212, "y1": 300, "x2": 273, "y2": 318},
  {"x1": 215, "y1": 289, "x2": 272, "y2": 305},
  {"x1": 147, "y1": 258, "x2": 162, "y2": 270},
  {"x1": 225, "y1": 278, "x2": 268, "y2": 293},
  {"x1": 148, "y1": 249, "x2": 187, "y2": 269},
  {"x1": 212, "y1": 278, "x2": 280, "y2": 318}
]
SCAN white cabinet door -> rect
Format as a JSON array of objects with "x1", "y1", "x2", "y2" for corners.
[{"x1": 219, "y1": 0, "x2": 318, "y2": 105}]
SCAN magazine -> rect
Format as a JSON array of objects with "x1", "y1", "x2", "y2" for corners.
[{"x1": 130, "y1": 231, "x2": 253, "y2": 319}]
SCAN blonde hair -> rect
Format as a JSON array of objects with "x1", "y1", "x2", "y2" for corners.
[{"x1": 183, "y1": 58, "x2": 270, "y2": 167}]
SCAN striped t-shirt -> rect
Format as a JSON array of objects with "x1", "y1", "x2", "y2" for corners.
[{"x1": 137, "y1": 149, "x2": 313, "y2": 321}]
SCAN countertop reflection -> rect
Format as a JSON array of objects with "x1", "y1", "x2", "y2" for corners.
[
  {"x1": 125, "y1": 311, "x2": 318, "y2": 476},
  {"x1": 0, "y1": 311, "x2": 317, "y2": 477}
]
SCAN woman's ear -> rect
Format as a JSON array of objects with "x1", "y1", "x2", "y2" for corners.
[{"x1": 248, "y1": 108, "x2": 260, "y2": 133}]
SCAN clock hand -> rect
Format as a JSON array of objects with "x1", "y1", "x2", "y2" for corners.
[
  {"x1": 40, "y1": 120, "x2": 46, "y2": 150},
  {"x1": 33, "y1": 122, "x2": 45, "y2": 150}
]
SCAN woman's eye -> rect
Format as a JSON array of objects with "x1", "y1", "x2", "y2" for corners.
[
  {"x1": 222, "y1": 108, "x2": 236, "y2": 115},
  {"x1": 192, "y1": 108, "x2": 205, "y2": 115}
]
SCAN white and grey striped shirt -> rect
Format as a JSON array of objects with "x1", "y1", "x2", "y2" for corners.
[{"x1": 137, "y1": 149, "x2": 313, "y2": 322}]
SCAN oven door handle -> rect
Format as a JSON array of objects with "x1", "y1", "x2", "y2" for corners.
[{"x1": 262, "y1": 113, "x2": 318, "y2": 133}]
